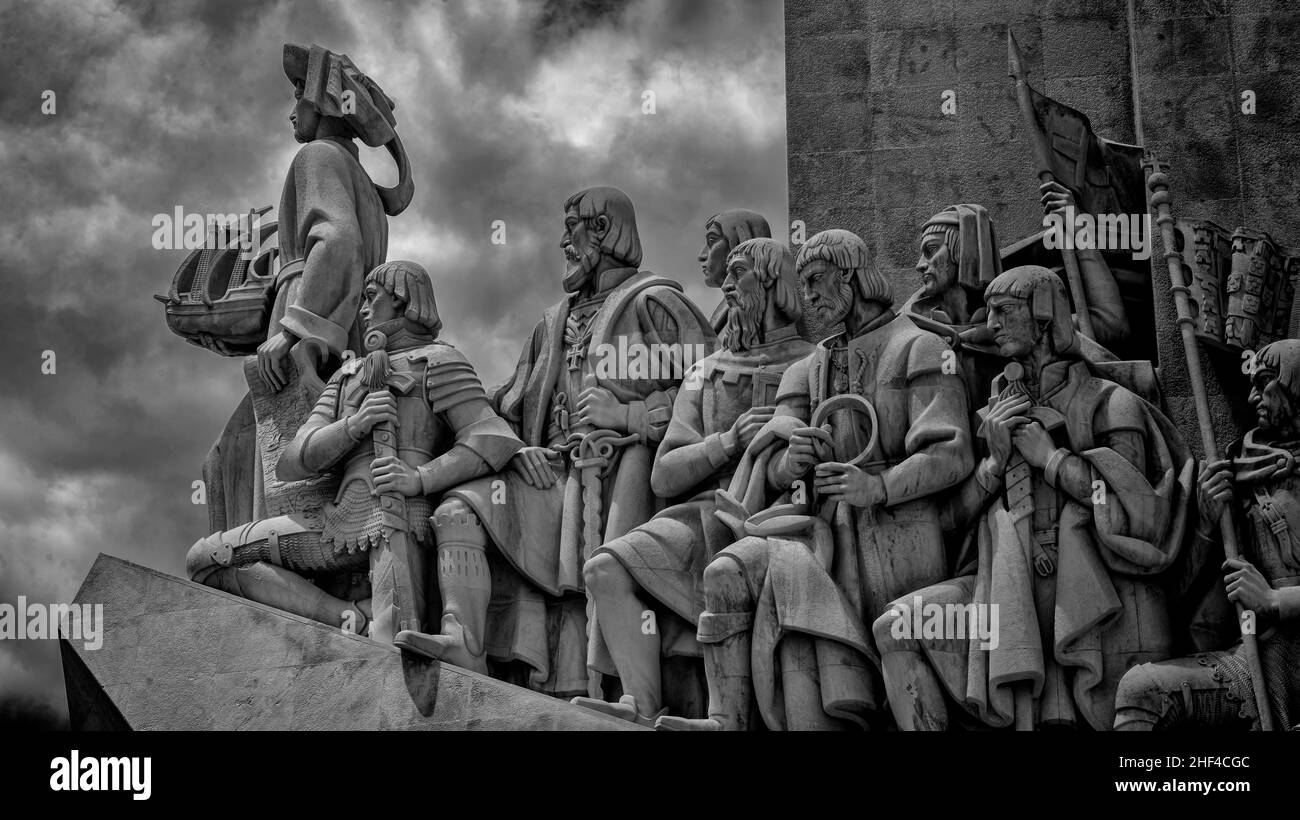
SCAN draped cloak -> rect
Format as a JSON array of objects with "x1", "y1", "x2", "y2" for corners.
[
  {"x1": 875, "y1": 359, "x2": 1194, "y2": 730},
  {"x1": 447, "y1": 269, "x2": 716, "y2": 695},
  {"x1": 714, "y1": 311, "x2": 975, "y2": 728}
]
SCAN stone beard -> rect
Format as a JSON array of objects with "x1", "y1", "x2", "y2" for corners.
[{"x1": 718, "y1": 271, "x2": 766, "y2": 352}]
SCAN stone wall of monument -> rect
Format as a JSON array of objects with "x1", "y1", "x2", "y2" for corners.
[{"x1": 785, "y1": 0, "x2": 1300, "y2": 452}]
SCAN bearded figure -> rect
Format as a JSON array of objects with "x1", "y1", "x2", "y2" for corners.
[
  {"x1": 1114, "y1": 339, "x2": 1300, "y2": 731},
  {"x1": 413, "y1": 187, "x2": 717, "y2": 696},
  {"x1": 874, "y1": 266, "x2": 1193, "y2": 731},
  {"x1": 573, "y1": 237, "x2": 814, "y2": 725},
  {"x1": 661, "y1": 229, "x2": 974, "y2": 730},
  {"x1": 698, "y1": 209, "x2": 771, "y2": 331}
]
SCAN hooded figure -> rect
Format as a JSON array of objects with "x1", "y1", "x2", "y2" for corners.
[{"x1": 874, "y1": 266, "x2": 1194, "y2": 731}]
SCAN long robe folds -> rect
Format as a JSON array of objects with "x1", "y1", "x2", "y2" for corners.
[
  {"x1": 876, "y1": 359, "x2": 1194, "y2": 730},
  {"x1": 448, "y1": 268, "x2": 716, "y2": 695},
  {"x1": 719, "y1": 311, "x2": 975, "y2": 728},
  {"x1": 273, "y1": 137, "x2": 389, "y2": 359},
  {"x1": 594, "y1": 325, "x2": 814, "y2": 661}
]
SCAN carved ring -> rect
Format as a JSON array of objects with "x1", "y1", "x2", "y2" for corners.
[{"x1": 809, "y1": 393, "x2": 879, "y2": 468}]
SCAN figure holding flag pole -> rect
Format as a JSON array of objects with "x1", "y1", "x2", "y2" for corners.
[{"x1": 1122, "y1": 158, "x2": 1278, "y2": 731}]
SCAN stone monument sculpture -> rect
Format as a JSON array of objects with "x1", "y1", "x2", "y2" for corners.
[
  {"x1": 430, "y1": 187, "x2": 718, "y2": 696},
  {"x1": 574, "y1": 237, "x2": 814, "y2": 724},
  {"x1": 1113, "y1": 339, "x2": 1300, "y2": 731},
  {"x1": 698, "y1": 209, "x2": 771, "y2": 333},
  {"x1": 873, "y1": 265, "x2": 1194, "y2": 730},
  {"x1": 187, "y1": 261, "x2": 523, "y2": 653},
  {"x1": 660, "y1": 229, "x2": 974, "y2": 730},
  {"x1": 258, "y1": 43, "x2": 414, "y2": 389},
  {"x1": 178, "y1": 43, "x2": 415, "y2": 540}
]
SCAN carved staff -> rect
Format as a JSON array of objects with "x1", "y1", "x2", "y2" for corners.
[
  {"x1": 1146, "y1": 158, "x2": 1275, "y2": 731},
  {"x1": 1007, "y1": 31, "x2": 1096, "y2": 340}
]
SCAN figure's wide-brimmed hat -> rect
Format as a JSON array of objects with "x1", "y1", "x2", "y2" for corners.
[{"x1": 283, "y1": 43, "x2": 413, "y2": 215}]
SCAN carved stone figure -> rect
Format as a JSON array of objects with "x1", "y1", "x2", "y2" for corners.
[
  {"x1": 187, "y1": 261, "x2": 522, "y2": 658},
  {"x1": 256, "y1": 43, "x2": 413, "y2": 390},
  {"x1": 574, "y1": 237, "x2": 814, "y2": 724},
  {"x1": 698, "y1": 210, "x2": 771, "y2": 333},
  {"x1": 199, "y1": 43, "x2": 414, "y2": 539},
  {"x1": 903, "y1": 203, "x2": 1006, "y2": 409},
  {"x1": 874, "y1": 265, "x2": 1194, "y2": 730},
  {"x1": 1114, "y1": 339, "x2": 1300, "y2": 731},
  {"x1": 434, "y1": 187, "x2": 717, "y2": 696},
  {"x1": 660, "y1": 228, "x2": 975, "y2": 730},
  {"x1": 906, "y1": 196, "x2": 1129, "y2": 356}
]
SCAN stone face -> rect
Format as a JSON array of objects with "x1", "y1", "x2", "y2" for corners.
[
  {"x1": 61, "y1": 554, "x2": 641, "y2": 731},
  {"x1": 786, "y1": 0, "x2": 1300, "y2": 455}
]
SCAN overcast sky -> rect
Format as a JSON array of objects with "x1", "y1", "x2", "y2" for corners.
[{"x1": 0, "y1": 0, "x2": 787, "y2": 725}]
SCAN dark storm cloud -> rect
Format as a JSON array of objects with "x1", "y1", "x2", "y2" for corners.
[{"x1": 0, "y1": 0, "x2": 786, "y2": 719}]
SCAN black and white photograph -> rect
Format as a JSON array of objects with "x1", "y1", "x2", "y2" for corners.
[{"x1": 0, "y1": 0, "x2": 1293, "y2": 804}]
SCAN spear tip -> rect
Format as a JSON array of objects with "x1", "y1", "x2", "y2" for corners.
[{"x1": 1007, "y1": 28, "x2": 1026, "y2": 81}]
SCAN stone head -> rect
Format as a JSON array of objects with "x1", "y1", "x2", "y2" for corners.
[
  {"x1": 699, "y1": 209, "x2": 771, "y2": 288},
  {"x1": 1250, "y1": 340, "x2": 1300, "y2": 438},
  {"x1": 795, "y1": 229, "x2": 891, "y2": 329},
  {"x1": 560, "y1": 187, "x2": 642, "y2": 293},
  {"x1": 983, "y1": 265, "x2": 1077, "y2": 362},
  {"x1": 361, "y1": 260, "x2": 441, "y2": 337}
]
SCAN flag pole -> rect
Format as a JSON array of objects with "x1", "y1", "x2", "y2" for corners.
[
  {"x1": 1146, "y1": 157, "x2": 1275, "y2": 731},
  {"x1": 1007, "y1": 30, "x2": 1096, "y2": 340}
]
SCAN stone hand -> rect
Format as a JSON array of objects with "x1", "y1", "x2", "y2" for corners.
[
  {"x1": 1040, "y1": 180, "x2": 1076, "y2": 216},
  {"x1": 348, "y1": 390, "x2": 398, "y2": 438},
  {"x1": 814, "y1": 462, "x2": 884, "y2": 508},
  {"x1": 1223, "y1": 557, "x2": 1278, "y2": 621},
  {"x1": 371, "y1": 455, "x2": 422, "y2": 497},
  {"x1": 786, "y1": 424, "x2": 833, "y2": 477},
  {"x1": 574, "y1": 386, "x2": 628, "y2": 431},
  {"x1": 985, "y1": 393, "x2": 1032, "y2": 472},
  {"x1": 1198, "y1": 458, "x2": 1234, "y2": 527},
  {"x1": 510, "y1": 446, "x2": 559, "y2": 489},
  {"x1": 1012, "y1": 420, "x2": 1055, "y2": 469},
  {"x1": 257, "y1": 330, "x2": 296, "y2": 392},
  {"x1": 722, "y1": 405, "x2": 776, "y2": 454}
]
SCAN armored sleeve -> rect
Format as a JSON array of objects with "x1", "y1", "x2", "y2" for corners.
[
  {"x1": 417, "y1": 351, "x2": 525, "y2": 496},
  {"x1": 277, "y1": 367, "x2": 356, "y2": 481}
]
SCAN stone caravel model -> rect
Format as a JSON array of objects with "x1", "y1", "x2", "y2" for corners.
[
  {"x1": 575, "y1": 237, "x2": 815, "y2": 725},
  {"x1": 200, "y1": 43, "x2": 415, "y2": 538}
]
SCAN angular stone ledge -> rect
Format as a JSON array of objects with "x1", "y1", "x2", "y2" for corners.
[{"x1": 61, "y1": 554, "x2": 642, "y2": 731}]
